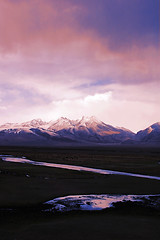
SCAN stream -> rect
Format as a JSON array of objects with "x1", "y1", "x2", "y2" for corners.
[{"x1": 1, "y1": 155, "x2": 160, "y2": 212}]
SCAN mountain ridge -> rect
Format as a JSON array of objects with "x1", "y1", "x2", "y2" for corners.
[{"x1": 0, "y1": 117, "x2": 159, "y2": 146}]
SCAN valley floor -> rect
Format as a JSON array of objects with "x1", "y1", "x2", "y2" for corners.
[{"x1": 0, "y1": 146, "x2": 160, "y2": 240}]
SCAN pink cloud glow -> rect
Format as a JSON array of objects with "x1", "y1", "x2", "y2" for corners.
[{"x1": 0, "y1": 0, "x2": 159, "y2": 131}]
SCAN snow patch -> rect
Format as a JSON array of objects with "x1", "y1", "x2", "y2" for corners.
[{"x1": 44, "y1": 194, "x2": 160, "y2": 212}]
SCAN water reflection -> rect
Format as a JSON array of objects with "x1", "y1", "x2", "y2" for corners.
[
  {"x1": 1, "y1": 156, "x2": 160, "y2": 181},
  {"x1": 44, "y1": 194, "x2": 160, "y2": 212}
]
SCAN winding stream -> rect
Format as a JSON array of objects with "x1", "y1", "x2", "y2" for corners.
[{"x1": 1, "y1": 155, "x2": 160, "y2": 181}]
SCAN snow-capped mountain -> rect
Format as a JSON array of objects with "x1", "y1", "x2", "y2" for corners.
[
  {"x1": 136, "y1": 122, "x2": 160, "y2": 143},
  {"x1": 0, "y1": 116, "x2": 135, "y2": 146},
  {"x1": 0, "y1": 117, "x2": 159, "y2": 146},
  {"x1": 0, "y1": 119, "x2": 47, "y2": 130}
]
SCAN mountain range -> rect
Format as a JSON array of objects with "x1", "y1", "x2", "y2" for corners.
[{"x1": 0, "y1": 116, "x2": 159, "y2": 146}]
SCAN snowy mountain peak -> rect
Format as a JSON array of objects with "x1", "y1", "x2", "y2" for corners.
[
  {"x1": 0, "y1": 117, "x2": 160, "y2": 146},
  {"x1": 81, "y1": 116, "x2": 100, "y2": 122},
  {"x1": 0, "y1": 119, "x2": 47, "y2": 130},
  {"x1": 0, "y1": 122, "x2": 16, "y2": 129},
  {"x1": 27, "y1": 119, "x2": 46, "y2": 126},
  {"x1": 19, "y1": 119, "x2": 47, "y2": 128},
  {"x1": 48, "y1": 117, "x2": 74, "y2": 131},
  {"x1": 79, "y1": 116, "x2": 101, "y2": 125},
  {"x1": 57, "y1": 117, "x2": 70, "y2": 122}
]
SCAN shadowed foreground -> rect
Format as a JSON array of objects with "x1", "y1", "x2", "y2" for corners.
[
  {"x1": 1, "y1": 210, "x2": 160, "y2": 240},
  {"x1": 0, "y1": 146, "x2": 160, "y2": 240}
]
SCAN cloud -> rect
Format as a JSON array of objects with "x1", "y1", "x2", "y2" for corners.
[
  {"x1": 0, "y1": 0, "x2": 159, "y2": 132},
  {"x1": 77, "y1": 0, "x2": 159, "y2": 48},
  {"x1": 0, "y1": 84, "x2": 159, "y2": 132},
  {"x1": 53, "y1": 92, "x2": 112, "y2": 107},
  {"x1": 0, "y1": 0, "x2": 159, "y2": 91},
  {"x1": 0, "y1": 0, "x2": 84, "y2": 54},
  {"x1": 0, "y1": 106, "x2": 7, "y2": 110},
  {"x1": 0, "y1": 98, "x2": 7, "y2": 110},
  {"x1": 43, "y1": 90, "x2": 159, "y2": 132},
  {"x1": 83, "y1": 92, "x2": 112, "y2": 103}
]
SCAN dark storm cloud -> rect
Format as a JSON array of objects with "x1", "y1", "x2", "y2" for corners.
[{"x1": 70, "y1": 0, "x2": 159, "y2": 48}]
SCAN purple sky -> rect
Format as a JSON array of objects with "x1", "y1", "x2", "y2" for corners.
[{"x1": 0, "y1": 0, "x2": 159, "y2": 132}]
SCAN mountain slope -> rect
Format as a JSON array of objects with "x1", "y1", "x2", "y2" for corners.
[
  {"x1": 46, "y1": 116, "x2": 134, "y2": 143},
  {"x1": 0, "y1": 116, "x2": 135, "y2": 146},
  {"x1": 136, "y1": 122, "x2": 160, "y2": 143}
]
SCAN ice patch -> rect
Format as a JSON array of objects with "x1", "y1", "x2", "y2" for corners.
[{"x1": 44, "y1": 194, "x2": 160, "y2": 212}]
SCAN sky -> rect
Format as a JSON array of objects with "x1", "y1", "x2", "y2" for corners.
[{"x1": 0, "y1": 0, "x2": 159, "y2": 132}]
